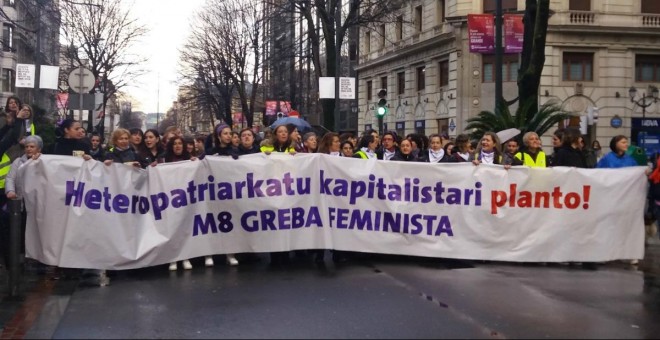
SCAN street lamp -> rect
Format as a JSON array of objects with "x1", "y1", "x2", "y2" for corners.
[{"x1": 629, "y1": 85, "x2": 659, "y2": 119}]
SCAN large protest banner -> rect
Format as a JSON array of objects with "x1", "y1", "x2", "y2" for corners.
[{"x1": 22, "y1": 154, "x2": 646, "y2": 269}]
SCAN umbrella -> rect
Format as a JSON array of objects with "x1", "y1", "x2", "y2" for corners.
[
  {"x1": 496, "y1": 128, "x2": 521, "y2": 144},
  {"x1": 270, "y1": 116, "x2": 312, "y2": 132}
]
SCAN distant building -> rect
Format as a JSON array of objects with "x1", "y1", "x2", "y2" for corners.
[
  {"x1": 0, "y1": 0, "x2": 60, "y2": 112},
  {"x1": 357, "y1": 0, "x2": 660, "y2": 155}
]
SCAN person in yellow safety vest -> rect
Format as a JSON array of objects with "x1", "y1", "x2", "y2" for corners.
[
  {"x1": 0, "y1": 104, "x2": 32, "y2": 192},
  {"x1": 514, "y1": 131, "x2": 547, "y2": 168},
  {"x1": 352, "y1": 134, "x2": 379, "y2": 159},
  {"x1": 260, "y1": 123, "x2": 297, "y2": 154}
]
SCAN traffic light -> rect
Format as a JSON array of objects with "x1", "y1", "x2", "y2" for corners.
[{"x1": 376, "y1": 89, "x2": 388, "y2": 116}]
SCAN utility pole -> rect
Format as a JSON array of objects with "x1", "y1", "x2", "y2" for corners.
[
  {"x1": 333, "y1": 0, "x2": 342, "y2": 132},
  {"x1": 33, "y1": 0, "x2": 45, "y2": 108},
  {"x1": 494, "y1": 0, "x2": 503, "y2": 114}
]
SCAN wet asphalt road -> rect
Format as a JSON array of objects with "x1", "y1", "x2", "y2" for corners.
[{"x1": 18, "y1": 248, "x2": 660, "y2": 339}]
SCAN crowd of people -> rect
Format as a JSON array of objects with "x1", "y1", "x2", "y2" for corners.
[{"x1": 0, "y1": 99, "x2": 657, "y2": 275}]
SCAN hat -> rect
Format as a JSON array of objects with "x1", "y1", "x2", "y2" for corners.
[{"x1": 215, "y1": 123, "x2": 230, "y2": 134}]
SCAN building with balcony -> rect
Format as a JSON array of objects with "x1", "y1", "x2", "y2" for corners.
[{"x1": 357, "y1": 0, "x2": 660, "y2": 155}]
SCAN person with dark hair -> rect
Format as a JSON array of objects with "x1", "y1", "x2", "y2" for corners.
[
  {"x1": 184, "y1": 135, "x2": 196, "y2": 157},
  {"x1": 4, "y1": 96, "x2": 22, "y2": 116},
  {"x1": 340, "y1": 140, "x2": 354, "y2": 157},
  {"x1": 391, "y1": 139, "x2": 418, "y2": 161},
  {"x1": 162, "y1": 136, "x2": 214, "y2": 270},
  {"x1": 194, "y1": 135, "x2": 207, "y2": 159},
  {"x1": 339, "y1": 132, "x2": 357, "y2": 149},
  {"x1": 208, "y1": 123, "x2": 237, "y2": 158},
  {"x1": 450, "y1": 134, "x2": 474, "y2": 162},
  {"x1": 231, "y1": 131, "x2": 240, "y2": 148},
  {"x1": 418, "y1": 134, "x2": 450, "y2": 163},
  {"x1": 548, "y1": 128, "x2": 565, "y2": 166},
  {"x1": 551, "y1": 128, "x2": 587, "y2": 168},
  {"x1": 139, "y1": 129, "x2": 164, "y2": 166},
  {"x1": 260, "y1": 124, "x2": 298, "y2": 267},
  {"x1": 317, "y1": 132, "x2": 340, "y2": 155},
  {"x1": 353, "y1": 134, "x2": 379, "y2": 159},
  {"x1": 129, "y1": 128, "x2": 144, "y2": 151},
  {"x1": 473, "y1": 132, "x2": 503, "y2": 165},
  {"x1": 52, "y1": 119, "x2": 91, "y2": 158},
  {"x1": 406, "y1": 133, "x2": 425, "y2": 158},
  {"x1": 596, "y1": 135, "x2": 638, "y2": 168},
  {"x1": 378, "y1": 131, "x2": 399, "y2": 160},
  {"x1": 237, "y1": 128, "x2": 260, "y2": 155},
  {"x1": 88, "y1": 133, "x2": 105, "y2": 161},
  {"x1": 163, "y1": 136, "x2": 192, "y2": 163},
  {"x1": 443, "y1": 142, "x2": 455, "y2": 157},
  {"x1": 261, "y1": 124, "x2": 297, "y2": 154}
]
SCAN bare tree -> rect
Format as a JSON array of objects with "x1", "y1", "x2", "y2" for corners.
[
  {"x1": 180, "y1": 0, "x2": 264, "y2": 128},
  {"x1": 264, "y1": 0, "x2": 403, "y2": 129},
  {"x1": 59, "y1": 0, "x2": 148, "y2": 133}
]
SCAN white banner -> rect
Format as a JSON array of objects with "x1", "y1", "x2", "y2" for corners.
[
  {"x1": 15, "y1": 64, "x2": 35, "y2": 88},
  {"x1": 22, "y1": 154, "x2": 647, "y2": 269}
]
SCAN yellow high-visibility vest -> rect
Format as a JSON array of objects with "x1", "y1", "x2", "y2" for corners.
[
  {"x1": 260, "y1": 145, "x2": 295, "y2": 153},
  {"x1": 0, "y1": 153, "x2": 10, "y2": 189},
  {"x1": 515, "y1": 151, "x2": 547, "y2": 168}
]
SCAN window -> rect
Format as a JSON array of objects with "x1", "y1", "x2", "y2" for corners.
[
  {"x1": 396, "y1": 16, "x2": 403, "y2": 41},
  {"x1": 415, "y1": 6, "x2": 423, "y2": 32},
  {"x1": 483, "y1": 0, "x2": 517, "y2": 13},
  {"x1": 636, "y1": 55, "x2": 660, "y2": 82},
  {"x1": 482, "y1": 55, "x2": 519, "y2": 82},
  {"x1": 379, "y1": 24, "x2": 385, "y2": 48},
  {"x1": 642, "y1": 0, "x2": 660, "y2": 14},
  {"x1": 381, "y1": 76, "x2": 387, "y2": 93},
  {"x1": 416, "y1": 66, "x2": 426, "y2": 91},
  {"x1": 439, "y1": 60, "x2": 449, "y2": 87},
  {"x1": 2, "y1": 68, "x2": 13, "y2": 93},
  {"x1": 397, "y1": 72, "x2": 405, "y2": 95},
  {"x1": 2, "y1": 24, "x2": 13, "y2": 52},
  {"x1": 3, "y1": 0, "x2": 14, "y2": 7},
  {"x1": 437, "y1": 0, "x2": 445, "y2": 24},
  {"x1": 569, "y1": 0, "x2": 590, "y2": 11},
  {"x1": 364, "y1": 31, "x2": 371, "y2": 54},
  {"x1": 562, "y1": 52, "x2": 593, "y2": 81},
  {"x1": 366, "y1": 80, "x2": 372, "y2": 100}
]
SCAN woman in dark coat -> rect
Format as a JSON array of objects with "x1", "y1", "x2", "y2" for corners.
[
  {"x1": 52, "y1": 119, "x2": 91, "y2": 158},
  {"x1": 551, "y1": 128, "x2": 587, "y2": 168}
]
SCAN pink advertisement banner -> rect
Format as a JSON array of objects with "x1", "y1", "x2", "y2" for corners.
[
  {"x1": 468, "y1": 14, "x2": 495, "y2": 53},
  {"x1": 504, "y1": 14, "x2": 524, "y2": 54}
]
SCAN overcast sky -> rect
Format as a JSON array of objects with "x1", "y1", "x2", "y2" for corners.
[{"x1": 123, "y1": 0, "x2": 205, "y2": 114}]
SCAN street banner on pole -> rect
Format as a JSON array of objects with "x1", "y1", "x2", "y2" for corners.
[
  {"x1": 468, "y1": 14, "x2": 495, "y2": 53},
  {"x1": 39, "y1": 65, "x2": 60, "y2": 89},
  {"x1": 319, "y1": 77, "x2": 335, "y2": 99},
  {"x1": 22, "y1": 155, "x2": 646, "y2": 269},
  {"x1": 339, "y1": 77, "x2": 356, "y2": 99},
  {"x1": 504, "y1": 14, "x2": 524, "y2": 53},
  {"x1": 15, "y1": 64, "x2": 35, "y2": 88}
]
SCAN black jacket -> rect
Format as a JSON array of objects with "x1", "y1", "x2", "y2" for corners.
[
  {"x1": 552, "y1": 146, "x2": 587, "y2": 168},
  {"x1": 52, "y1": 138, "x2": 91, "y2": 156}
]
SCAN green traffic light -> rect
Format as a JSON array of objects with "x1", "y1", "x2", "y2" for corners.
[{"x1": 377, "y1": 106, "x2": 388, "y2": 116}]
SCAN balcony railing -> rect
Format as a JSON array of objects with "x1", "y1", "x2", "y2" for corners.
[
  {"x1": 642, "y1": 14, "x2": 660, "y2": 27},
  {"x1": 569, "y1": 11, "x2": 595, "y2": 24}
]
